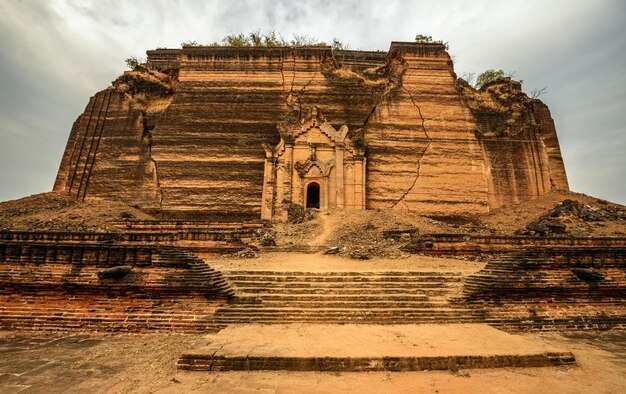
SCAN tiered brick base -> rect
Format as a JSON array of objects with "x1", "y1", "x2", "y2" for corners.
[
  {"x1": 0, "y1": 244, "x2": 233, "y2": 333},
  {"x1": 403, "y1": 234, "x2": 626, "y2": 257}
]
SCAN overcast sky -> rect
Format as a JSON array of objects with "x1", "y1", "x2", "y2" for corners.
[{"x1": 0, "y1": 0, "x2": 624, "y2": 205}]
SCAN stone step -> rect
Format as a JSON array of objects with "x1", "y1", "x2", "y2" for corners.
[
  {"x1": 227, "y1": 301, "x2": 446, "y2": 309},
  {"x1": 260, "y1": 246, "x2": 323, "y2": 254},
  {"x1": 231, "y1": 281, "x2": 456, "y2": 289},
  {"x1": 235, "y1": 294, "x2": 433, "y2": 302},
  {"x1": 0, "y1": 320, "x2": 222, "y2": 334},
  {"x1": 212, "y1": 316, "x2": 482, "y2": 323},
  {"x1": 225, "y1": 275, "x2": 462, "y2": 282},
  {"x1": 214, "y1": 308, "x2": 480, "y2": 316},
  {"x1": 210, "y1": 315, "x2": 481, "y2": 322},
  {"x1": 0, "y1": 313, "x2": 215, "y2": 324},
  {"x1": 233, "y1": 287, "x2": 452, "y2": 295},
  {"x1": 225, "y1": 271, "x2": 463, "y2": 277},
  {"x1": 210, "y1": 318, "x2": 481, "y2": 325}
]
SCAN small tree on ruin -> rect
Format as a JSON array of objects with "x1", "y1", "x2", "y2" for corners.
[{"x1": 475, "y1": 69, "x2": 505, "y2": 89}]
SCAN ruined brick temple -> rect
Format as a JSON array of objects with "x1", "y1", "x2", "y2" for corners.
[
  {"x1": 3, "y1": 40, "x2": 625, "y2": 363},
  {"x1": 53, "y1": 42, "x2": 569, "y2": 221}
]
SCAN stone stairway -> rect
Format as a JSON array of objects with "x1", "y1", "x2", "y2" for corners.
[
  {"x1": 212, "y1": 270, "x2": 482, "y2": 324},
  {"x1": 154, "y1": 247, "x2": 235, "y2": 298}
]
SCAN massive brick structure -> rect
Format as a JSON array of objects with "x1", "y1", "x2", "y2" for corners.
[{"x1": 53, "y1": 42, "x2": 568, "y2": 221}]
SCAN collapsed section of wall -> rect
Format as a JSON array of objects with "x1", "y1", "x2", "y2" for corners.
[{"x1": 458, "y1": 78, "x2": 569, "y2": 208}]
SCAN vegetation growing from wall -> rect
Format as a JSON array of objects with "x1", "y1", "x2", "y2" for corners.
[
  {"x1": 414, "y1": 34, "x2": 449, "y2": 50},
  {"x1": 125, "y1": 56, "x2": 143, "y2": 70},
  {"x1": 475, "y1": 69, "x2": 505, "y2": 89},
  {"x1": 181, "y1": 29, "x2": 350, "y2": 49},
  {"x1": 113, "y1": 66, "x2": 176, "y2": 113}
]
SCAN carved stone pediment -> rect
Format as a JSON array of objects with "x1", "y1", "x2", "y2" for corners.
[{"x1": 294, "y1": 158, "x2": 335, "y2": 178}]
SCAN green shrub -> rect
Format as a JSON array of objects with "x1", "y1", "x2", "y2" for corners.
[
  {"x1": 352, "y1": 135, "x2": 366, "y2": 148},
  {"x1": 284, "y1": 110, "x2": 299, "y2": 125},
  {"x1": 476, "y1": 69, "x2": 505, "y2": 89},
  {"x1": 494, "y1": 125, "x2": 508, "y2": 137},
  {"x1": 414, "y1": 34, "x2": 449, "y2": 50},
  {"x1": 125, "y1": 56, "x2": 141, "y2": 70},
  {"x1": 180, "y1": 40, "x2": 199, "y2": 47}
]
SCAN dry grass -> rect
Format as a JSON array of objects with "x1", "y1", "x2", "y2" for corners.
[
  {"x1": 131, "y1": 93, "x2": 173, "y2": 113},
  {"x1": 332, "y1": 67, "x2": 387, "y2": 87},
  {"x1": 113, "y1": 68, "x2": 175, "y2": 115}
]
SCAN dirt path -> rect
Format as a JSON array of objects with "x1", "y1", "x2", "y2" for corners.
[{"x1": 308, "y1": 212, "x2": 339, "y2": 246}]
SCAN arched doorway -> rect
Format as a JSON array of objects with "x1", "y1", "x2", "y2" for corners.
[{"x1": 306, "y1": 183, "x2": 320, "y2": 209}]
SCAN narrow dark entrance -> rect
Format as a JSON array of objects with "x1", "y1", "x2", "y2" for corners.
[{"x1": 306, "y1": 183, "x2": 320, "y2": 209}]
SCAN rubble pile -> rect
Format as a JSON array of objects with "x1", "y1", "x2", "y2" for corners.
[{"x1": 523, "y1": 199, "x2": 626, "y2": 236}]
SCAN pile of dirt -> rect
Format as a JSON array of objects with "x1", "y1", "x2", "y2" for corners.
[
  {"x1": 316, "y1": 209, "x2": 476, "y2": 259},
  {"x1": 272, "y1": 210, "x2": 325, "y2": 247},
  {"x1": 0, "y1": 192, "x2": 155, "y2": 232},
  {"x1": 479, "y1": 191, "x2": 626, "y2": 237},
  {"x1": 523, "y1": 199, "x2": 626, "y2": 237},
  {"x1": 3, "y1": 189, "x2": 623, "y2": 243},
  {"x1": 271, "y1": 191, "x2": 626, "y2": 259}
]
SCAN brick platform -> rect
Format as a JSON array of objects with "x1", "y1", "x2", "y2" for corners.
[{"x1": 177, "y1": 324, "x2": 576, "y2": 371}]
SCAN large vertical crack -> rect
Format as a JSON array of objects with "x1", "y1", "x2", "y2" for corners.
[
  {"x1": 149, "y1": 147, "x2": 163, "y2": 209},
  {"x1": 289, "y1": 50, "x2": 297, "y2": 95},
  {"x1": 281, "y1": 48, "x2": 304, "y2": 116},
  {"x1": 390, "y1": 86, "x2": 432, "y2": 208},
  {"x1": 279, "y1": 50, "x2": 287, "y2": 94},
  {"x1": 283, "y1": 48, "x2": 324, "y2": 118},
  {"x1": 359, "y1": 83, "x2": 393, "y2": 130},
  {"x1": 141, "y1": 111, "x2": 163, "y2": 209},
  {"x1": 293, "y1": 70, "x2": 319, "y2": 116}
]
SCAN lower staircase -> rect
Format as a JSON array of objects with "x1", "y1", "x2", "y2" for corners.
[{"x1": 212, "y1": 270, "x2": 482, "y2": 324}]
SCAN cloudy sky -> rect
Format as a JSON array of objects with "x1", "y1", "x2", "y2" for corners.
[{"x1": 0, "y1": 0, "x2": 624, "y2": 204}]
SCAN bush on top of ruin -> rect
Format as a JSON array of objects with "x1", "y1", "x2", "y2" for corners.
[
  {"x1": 181, "y1": 30, "x2": 350, "y2": 50},
  {"x1": 475, "y1": 69, "x2": 506, "y2": 89},
  {"x1": 414, "y1": 34, "x2": 449, "y2": 50},
  {"x1": 125, "y1": 56, "x2": 144, "y2": 70}
]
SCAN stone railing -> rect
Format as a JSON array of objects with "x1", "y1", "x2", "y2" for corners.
[
  {"x1": 402, "y1": 234, "x2": 626, "y2": 256},
  {"x1": 0, "y1": 227, "x2": 257, "y2": 246},
  {"x1": 0, "y1": 242, "x2": 153, "y2": 266},
  {"x1": 110, "y1": 219, "x2": 266, "y2": 231}
]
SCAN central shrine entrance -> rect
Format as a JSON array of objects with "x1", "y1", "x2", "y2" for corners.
[
  {"x1": 261, "y1": 107, "x2": 367, "y2": 221},
  {"x1": 306, "y1": 183, "x2": 320, "y2": 209}
]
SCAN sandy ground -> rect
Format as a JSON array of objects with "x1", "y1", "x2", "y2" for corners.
[
  {"x1": 210, "y1": 252, "x2": 486, "y2": 274},
  {"x1": 0, "y1": 330, "x2": 624, "y2": 393}
]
